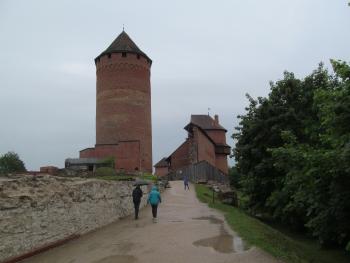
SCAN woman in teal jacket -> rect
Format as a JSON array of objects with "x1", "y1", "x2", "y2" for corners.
[{"x1": 148, "y1": 186, "x2": 161, "y2": 222}]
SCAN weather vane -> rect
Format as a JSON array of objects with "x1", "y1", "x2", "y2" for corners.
[
  {"x1": 123, "y1": 24, "x2": 125, "y2": 31},
  {"x1": 208, "y1": 107, "x2": 211, "y2": 116}
]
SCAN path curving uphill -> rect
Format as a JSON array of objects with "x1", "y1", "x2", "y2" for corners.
[{"x1": 21, "y1": 181, "x2": 281, "y2": 263}]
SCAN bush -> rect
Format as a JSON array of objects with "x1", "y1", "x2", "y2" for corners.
[
  {"x1": 99, "y1": 157, "x2": 115, "y2": 168},
  {"x1": 234, "y1": 61, "x2": 350, "y2": 250},
  {"x1": 95, "y1": 167, "x2": 116, "y2": 177},
  {"x1": 228, "y1": 166, "x2": 241, "y2": 188},
  {"x1": 140, "y1": 173, "x2": 158, "y2": 182},
  {"x1": 0, "y1": 151, "x2": 26, "y2": 174}
]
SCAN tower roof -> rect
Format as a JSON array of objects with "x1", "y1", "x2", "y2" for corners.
[
  {"x1": 188, "y1": 115, "x2": 226, "y2": 131},
  {"x1": 95, "y1": 31, "x2": 151, "y2": 63}
]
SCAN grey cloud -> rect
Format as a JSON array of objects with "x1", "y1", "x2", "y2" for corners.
[{"x1": 0, "y1": 0, "x2": 349, "y2": 170}]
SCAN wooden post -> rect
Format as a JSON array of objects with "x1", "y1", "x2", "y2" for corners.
[{"x1": 212, "y1": 188, "x2": 215, "y2": 204}]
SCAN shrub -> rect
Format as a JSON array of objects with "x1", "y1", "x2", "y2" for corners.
[
  {"x1": 0, "y1": 151, "x2": 26, "y2": 174},
  {"x1": 99, "y1": 157, "x2": 115, "y2": 168},
  {"x1": 95, "y1": 167, "x2": 116, "y2": 177},
  {"x1": 228, "y1": 166, "x2": 241, "y2": 188}
]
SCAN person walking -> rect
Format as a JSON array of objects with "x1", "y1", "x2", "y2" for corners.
[
  {"x1": 148, "y1": 186, "x2": 161, "y2": 223},
  {"x1": 184, "y1": 175, "x2": 190, "y2": 190},
  {"x1": 132, "y1": 185, "x2": 143, "y2": 220}
]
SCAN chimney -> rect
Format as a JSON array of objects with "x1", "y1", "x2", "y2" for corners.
[{"x1": 214, "y1": 114, "x2": 219, "y2": 124}]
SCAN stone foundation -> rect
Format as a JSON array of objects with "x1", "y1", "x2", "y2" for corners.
[{"x1": 0, "y1": 175, "x2": 148, "y2": 262}]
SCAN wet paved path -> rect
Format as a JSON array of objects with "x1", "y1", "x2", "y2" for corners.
[{"x1": 21, "y1": 181, "x2": 280, "y2": 263}]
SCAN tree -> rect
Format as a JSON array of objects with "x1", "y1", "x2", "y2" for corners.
[
  {"x1": 234, "y1": 61, "x2": 350, "y2": 250},
  {"x1": 0, "y1": 152, "x2": 26, "y2": 174},
  {"x1": 269, "y1": 60, "x2": 350, "y2": 247},
  {"x1": 228, "y1": 166, "x2": 241, "y2": 188}
]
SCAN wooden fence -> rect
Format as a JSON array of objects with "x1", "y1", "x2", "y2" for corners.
[{"x1": 166, "y1": 160, "x2": 229, "y2": 185}]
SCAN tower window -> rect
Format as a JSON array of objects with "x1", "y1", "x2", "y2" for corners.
[
  {"x1": 107, "y1": 54, "x2": 111, "y2": 59},
  {"x1": 122, "y1": 52, "x2": 126, "y2": 57},
  {"x1": 137, "y1": 54, "x2": 140, "y2": 59}
]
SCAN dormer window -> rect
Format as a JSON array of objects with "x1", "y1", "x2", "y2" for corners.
[{"x1": 122, "y1": 52, "x2": 126, "y2": 57}]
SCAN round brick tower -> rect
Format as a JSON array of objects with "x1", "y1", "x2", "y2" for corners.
[{"x1": 94, "y1": 31, "x2": 152, "y2": 172}]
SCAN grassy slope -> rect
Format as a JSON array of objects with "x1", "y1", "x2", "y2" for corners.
[
  {"x1": 195, "y1": 184, "x2": 350, "y2": 263},
  {"x1": 93, "y1": 174, "x2": 158, "y2": 182},
  {"x1": 94, "y1": 175, "x2": 134, "y2": 181}
]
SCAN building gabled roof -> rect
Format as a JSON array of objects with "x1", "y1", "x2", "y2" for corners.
[
  {"x1": 183, "y1": 115, "x2": 231, "y2": 150},
  {"x1": 154, "y1": 158, "x2": 169, "y2": 168},
  {"x1": 95, "y1": 31, "x2": 151, "y2": 63},
  {"x1": 188, "y1": 115, "x2": 226, "y2": 131}
]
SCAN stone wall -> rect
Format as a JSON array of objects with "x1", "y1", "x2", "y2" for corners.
[{"x1": 0, "y1": 175, "x2": 149, "y2": 262}]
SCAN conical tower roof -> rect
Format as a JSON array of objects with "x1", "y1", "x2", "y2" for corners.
[{"x1": 95, "y1": 31, "x2": 151, "y2": 63}]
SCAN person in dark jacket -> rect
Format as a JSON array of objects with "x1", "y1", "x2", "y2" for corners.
[
  {"x1": 184, "y1": 175, "x2": 189, "y2": 190},
  {"x1": 132, "y1": 185, "x2": 143, "y2": 220}
]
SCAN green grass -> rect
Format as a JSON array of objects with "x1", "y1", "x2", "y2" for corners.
[
  {"x1": 94, "y1": 173, "x2": 157, "y2": 182},
  {"x1": 195, "y1": 184, "x2": 350, "y2": 263},
  {"x1": 139, "y1": 174, "x2": 158, "y2": 182},
  {"x1": 94, "y1": 167, "x2": 116, "y2": 177},
  {"x1": 93, "y1": 175, "x2": 134, "y2": 181}
]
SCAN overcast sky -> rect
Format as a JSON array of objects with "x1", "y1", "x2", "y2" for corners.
[{"x1": 0, "y1": 0, "x2": 349, "y2": 171}]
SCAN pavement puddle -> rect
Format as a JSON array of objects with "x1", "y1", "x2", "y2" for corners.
[
  {"x1": 192, "y1": 216, "x2": 247, "y2": 253},
  {"x1": 192, "y1": 215, "x2": 224, "y2": 224},
  {"x1": 193, "y1": 234, "x2": 234, "y2": 253}
]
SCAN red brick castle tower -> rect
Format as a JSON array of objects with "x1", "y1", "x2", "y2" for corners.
[{"x1": 80, "y1": 31, "x2": 153, "y2": 173}]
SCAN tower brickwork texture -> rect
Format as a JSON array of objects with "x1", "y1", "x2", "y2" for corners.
[{"x1": 80, "y1": 31, "x2": 152, "y2": 173}]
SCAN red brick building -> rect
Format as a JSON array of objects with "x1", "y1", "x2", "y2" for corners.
[
  {"x1": 80, "y1": 31, "x2": 153, "y2": 173},
  {"x1": 154, "y1": 158, "x2": 169, "y2": 177},
  {"x1": 155, "y1": 114, "x2": 230, "y2": 175}
]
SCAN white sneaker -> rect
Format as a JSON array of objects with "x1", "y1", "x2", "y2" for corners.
[{"x1": 153, "y1": 218, "x2": 157, "y2": 223}]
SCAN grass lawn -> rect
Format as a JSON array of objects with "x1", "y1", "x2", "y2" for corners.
[
  {"x1": 139, "y1": 174, "x2": 158, "y2": 182},
  {"x1": 195, "y1": 184, "x2": 350, "y2": 263},
  {"x1": 93, "y1": 173, "x2": 157, "y2": 182},
  {"x1": 93, "y1": 175, "x2": 134, "y2": 181}
]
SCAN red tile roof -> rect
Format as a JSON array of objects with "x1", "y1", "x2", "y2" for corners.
[
  {"x1": 190, "y1": 115, "x2": 226, "y2": 131},
  {"x1": 154, "y1": 157, "x2": 169, "y2": 168}
]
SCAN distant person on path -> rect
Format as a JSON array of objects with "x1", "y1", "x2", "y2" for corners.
[
  {"x1": 148, "y1": 186, "x2": 162, "y2": 222},
  {"x1": 132, "y1": 185, "x2": 143, "y2": 220},
  {"x1": 184, "y1": 175, "x2": 190, "y2": 190}
]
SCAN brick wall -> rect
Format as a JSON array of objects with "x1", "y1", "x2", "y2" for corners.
[
  {"x1": 169, "y1": 140, "x2": 191, "y2": 171},
  {"x1": 95, "y1": 52, "x2": 152, "y2": 172},
  {"x1": 215, "y1": 154, "x2": 228, "y2": 174},
  {"x1": 205, "y1": 130, "x2": 226, "y2": 145},
  {"x1": 154, "y1": 167, "x2": 169, "y2": 177},
  {"x1": 79, "y1": 142, "x2": 141, "y2": 172},
  {"x1": 193, "y1": 127, "x2": 216, "y2": 167}
]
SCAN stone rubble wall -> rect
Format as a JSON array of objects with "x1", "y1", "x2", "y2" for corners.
[{"x1": 0, "y1": 175, "x2": 149, "y2": 262}]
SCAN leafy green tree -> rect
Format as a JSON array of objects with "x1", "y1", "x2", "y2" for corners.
[
  {"x1": 234, "y1": 60, "x2": 350, "y2": 250},
  {"x1": 233, "y1": 70, "x2": 313, "y2": 215},
  {"x1": 228, "y1": 166, "x2": 241, "y2": 188},
  {"x1": 0, "y1": 151, "x2": 26, "y2": 174}
]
